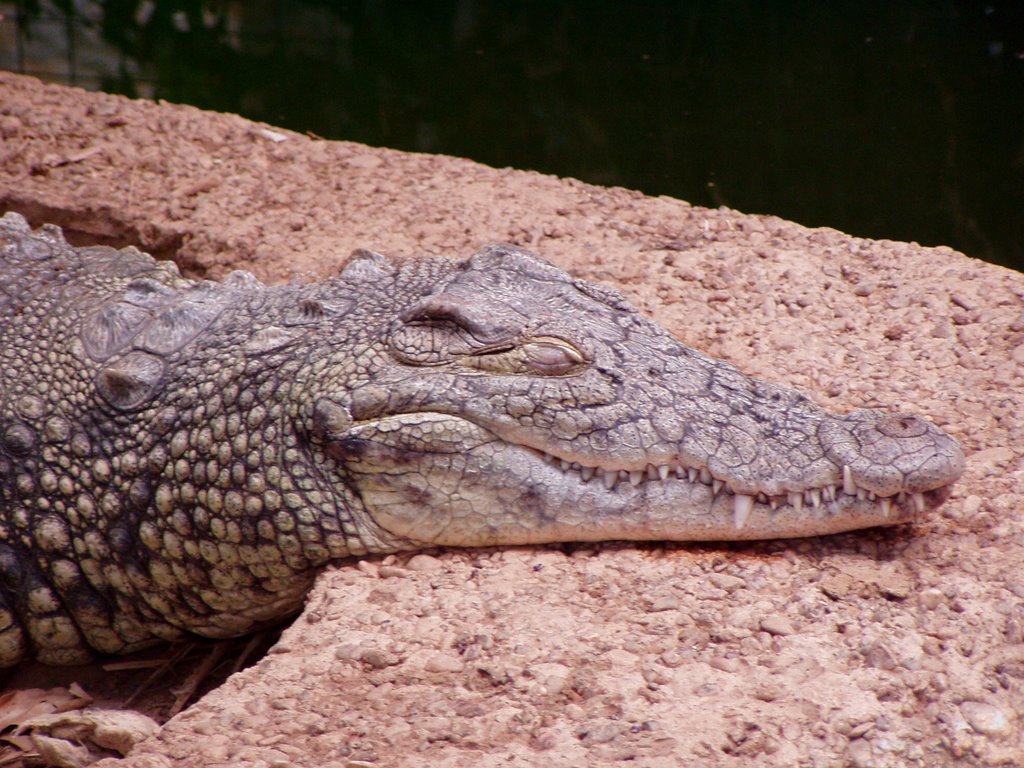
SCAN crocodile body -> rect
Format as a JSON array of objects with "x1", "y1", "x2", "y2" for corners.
[{"x1": 0, "y1": 212, "x2": 963, "y2": 666}]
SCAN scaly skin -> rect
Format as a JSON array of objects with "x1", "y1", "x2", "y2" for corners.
[{"x1": 0, "y1": 212, "x2": 963, "y2": 666}]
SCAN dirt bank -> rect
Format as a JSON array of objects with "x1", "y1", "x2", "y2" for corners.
[{"x1": 1, "y1": 71, "x2": 1021, "y2": 767}]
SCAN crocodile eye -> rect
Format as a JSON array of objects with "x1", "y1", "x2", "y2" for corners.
[
  {"x1": 466, "y1": 337, "x2": 587, "y2": 376},
  {"x1": 520, "y1": 340, "x2": 586, "y2": 374}
]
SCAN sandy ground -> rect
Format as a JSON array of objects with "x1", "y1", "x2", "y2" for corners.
[{"x1": 0, "y1": 71, "x2": 1022, "y2": 767}]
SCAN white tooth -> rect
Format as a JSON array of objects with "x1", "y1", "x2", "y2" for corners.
[
  {"x1": 898, "y1": 492, "x2": 907, "y2": 504},
  {"x1": 629, "y1": 470, "x2": 643, "y2": 486},
  {"x1": 808, "y1": 489, "x2": 821, "y2": 509},
  {"x1": 658, "y1": 464, "x2": 670, "y2": 481},
  {"x1": 603, "y1": 470, "x2": 617, "y2": 490},
  {"x1": 581, "y1": 466, "x2": 595, "y2": 482},
  {"x1": 843, "y1": 465, "x2": 856, "y2": 495},
  {"x1": 857, "y1": 487, "x2": 867, "y2": 501},
  {"x1": 712, "y1": 479, "x2": 724, "y2": 496},
  {"x1": 619, "y1": 470, "x2": 630, "y2": 481},
  {"x1": 790, "y1": 492, "x2": 803, "y2": 513},
  {"x1": 734, "y1": 494, "x2": 754, "y2": 530},
  {"x1": 571, "y1": 461, "x2": 582, "y2": 471},
  {"x1": 700, "y1": 468, "x2": 712, "y2": 485},
  {"x1": 688, "y1": 468, "x2": 698, "y2": 483},
  {"x1": 912, "y1": 492, "x2": 926, "y2": 513},
  {"x1": 825, "y1": 485, "x2": 836, "y2": 502},
  {"x1": 560, "y1": 459, "x2": 572, "y2": 471},
  {"x1": 769, "y1": 496, "x2": 780, "y2": 511},
  {"x1": 868, "y1": 491, "x2": 876, "y2": 501},
  {"x1": 880, "y1": 498, "x2": 892, "y2": 517},
  {"x1": 543, "y1": 452, "x2": 554, "y2": 463},
  {"x1": 675, "y1": 465, "x2": 687, "y2": 479},
  {"x1": 756, "y1": 492, "x2": 768, "y2": 503}
]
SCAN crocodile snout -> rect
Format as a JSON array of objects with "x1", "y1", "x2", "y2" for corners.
[{"x1": 818, "y1": 409, "x2": 965, "y2": 498}]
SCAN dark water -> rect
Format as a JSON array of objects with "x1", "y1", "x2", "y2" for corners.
[{"x1": 5, "y1": 1, "x2": 1023, "y2": 271}]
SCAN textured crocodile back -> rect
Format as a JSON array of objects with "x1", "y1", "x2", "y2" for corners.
[{"x1": 0, "y1": 212, "x2": 193, "y2": 665}]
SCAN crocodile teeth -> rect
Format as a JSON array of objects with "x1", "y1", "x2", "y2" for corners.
[
  {"x1": 843, "y1": 465, "x2": 856, "y2": 495},
  {"x1": 541, "y1": 449, "x2": 911, "y2": 521},
  {"x1": 602, "y1": 469, "x2": 617, "y2": 491},
  {"x1": 912, "y1": 492, "x2": 926, "y2": 513},
  {"x1": 734, "y1": 494, "x2": 754, "y2": 530}
]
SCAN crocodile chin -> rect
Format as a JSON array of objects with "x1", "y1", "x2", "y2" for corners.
[{"x1": 332, "y1": 412, "x2": 949, "y2": 546}]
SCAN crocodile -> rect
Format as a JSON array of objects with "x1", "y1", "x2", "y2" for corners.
[{"x1": 0, "y1": 211, "x2": 963, "y2": 666}]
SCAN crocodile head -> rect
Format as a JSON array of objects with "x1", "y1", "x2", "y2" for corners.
[{"x1": 313, "y1": 245, "x2": 964, "y2": 549}]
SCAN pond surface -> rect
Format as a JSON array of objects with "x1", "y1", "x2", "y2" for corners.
[{"x1": 3, "y1": 0, "x2": 1022, "y2": 270}]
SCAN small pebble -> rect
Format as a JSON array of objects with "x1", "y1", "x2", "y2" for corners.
[
  {"x1": 257, "y1": 128, "x2": 288, "y2": 143},
  {"x1": 424, "y1": 654, "x2": 465, "y2": 673},
  {"x1": 853, "y1": 282, "x2": 876, "y2": 297},
  {"x1": 356, "y1": 560, "x2": 379, "y2": 577},
  {"x1": 753, "y1": 683, "x2": 781, "y2": 702},
  {"x1": 708, "y1": 573, "x2": 745, "y2": 591},
  {"x1": 919, "y1": 588, "x2": 944, "y2": 610},
  {"x1": 950, "y1": 292, "x2": 977, "y2": 311},
  {"x1": 969, "y1": 447, "x2": 1014, "y2": 468},
  {"x1": 709, "y1": 656, "x2": 740, "y2": 673},
  {"x1": 658, "y1": 650, "x2": 685, "y2": 668},
  {"x1": 759, "y1": 616, "x2": 794, "y2": 636},
  {"x1": 405, "y1": 554, "x2": 443, "y2": 572},
  {"x1": 648, "y1": 595, "x2": 679, "y2": 612},
  {"x1": 959, "y1": 701, "x2": 1011, "y2": 737},
  {"x1": 578, "y1": 721, "x2": 622, "y2": 746},
  {"x1": 961, "y1": 495, "x2": 983, "y2": 515},
  {"x1": 847, "y1": 737, "x2": 875, "y2": 768},
  {"x1": 360, "y1": 647, "x2": 402, "y2": 669}
]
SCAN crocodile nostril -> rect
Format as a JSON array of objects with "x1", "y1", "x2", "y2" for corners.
[{"x1": 877, "y1": 413, "x2": 929, "y2": 439}]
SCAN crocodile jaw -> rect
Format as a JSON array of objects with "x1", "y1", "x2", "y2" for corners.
[{"x1": 332, "y1": 413, "x2": 950, "y2": 546}]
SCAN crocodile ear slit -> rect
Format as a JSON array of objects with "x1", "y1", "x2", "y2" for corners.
[{"x1": 399, "y1": 295, "x2": 466, "y2": 326}]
